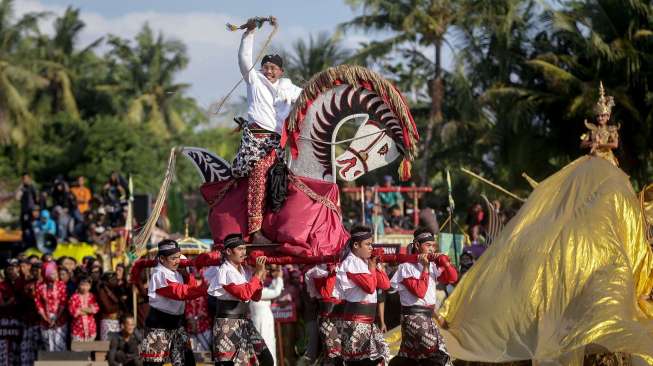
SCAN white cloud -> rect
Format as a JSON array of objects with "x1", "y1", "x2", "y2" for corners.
[{"x1": 13, "y1": 1, "x2": 315, "y2": 108}]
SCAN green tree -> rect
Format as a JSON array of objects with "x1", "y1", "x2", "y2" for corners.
[
  {"x1": 281, "y1": 32, "x2": 352, "y2": 85},
  {"x1": 0, "y1": 0, "x2": 47, "y2": 147},
  {"x1": 101, "y1": 24, "x2": 199, "y2": 139}
]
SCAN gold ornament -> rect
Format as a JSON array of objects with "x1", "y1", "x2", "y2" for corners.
[{"x1": 593, "y1": 81, "x2": 615, "y2": 115}]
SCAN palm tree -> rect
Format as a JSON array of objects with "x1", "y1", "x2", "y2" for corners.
[
  {"x1": 340, "y1": 0, "x2": 461, "y2": 184},
  {"x1": 29, "y1": 7, "x2": 103, "y2": 119},
  {"x1": 281, "y1": 32, "x2": 352, "y2": 85},
  {"x1": 101, "y1": 24, "x2": 196, "y2": 139},
  {"x1": 0, "y1": 0, "x2": 47, "y2": 147}
]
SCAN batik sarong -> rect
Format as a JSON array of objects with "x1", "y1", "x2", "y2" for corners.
[
  {"x1": 338, "y1": 320, "x2": 389, "y2": 364},
  {"x1": 20, "y1": 325, "x2": 40, "y2": 366},
  {"x1": 231, "y1": 125, "x2": 282, "y2": 233},
  {"x1": 100, "y1": 318, "x2": 120, "y2": 341},
  {"x1": 213, "y1": 317, "x2": 269, "y2": 365},
  {"x1": 398, "y1": 313, "x2": 451, "y2": 365},
  {"x1": 41, "y1": 324, "x2": 67, "y2": 351},
  {"x1": 139, "y1": 327, "x2": 191, "y2": 365},
  {"x1": 319, "y1": 316, "x2": 342, "y2": 364}
]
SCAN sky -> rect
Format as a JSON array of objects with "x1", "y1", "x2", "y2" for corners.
[{"x1": 16, "y1": 0, "x2": 374, "y2": 109}]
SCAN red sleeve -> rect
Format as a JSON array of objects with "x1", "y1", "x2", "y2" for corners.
[
  {"x1": 401, "y1": 271, "x2": 429, "y2": 298},
  {"x1": 376, "y1": 268, "x2": 390, "y2": 290},
  {"x1": 34, "y1": 285, "x2": 46, "y2": 316},
  {"x1": 68, "y1": 295, "x2": 81, "y2": 316},
  {"x1": 435, "y1": 255, "x2": 459, "y2": 284},
  {"x1": 314, "y1": 274, "x2": 337, "y2": 299},
  {"x1": 346, "y1": 272, "x2": 377, "y2": 294},
  {"x1": 155, "y1": 280, "x2": 207, "y2": 301},
  {"x1": 223, "y1": 276, "x2": 263, "y2": 301}
]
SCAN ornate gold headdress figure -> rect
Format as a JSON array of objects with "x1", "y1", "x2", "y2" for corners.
[
  {"x1": 593, "y1": 81, "x2": 615, "y2": 116},
  {"x1": 581, "y1": 81, "x2": 619, "y2": 166}
]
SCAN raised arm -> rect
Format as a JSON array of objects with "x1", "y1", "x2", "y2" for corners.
[{"x1": 238, "y1": 19, "x2": 258, "y2": 83}]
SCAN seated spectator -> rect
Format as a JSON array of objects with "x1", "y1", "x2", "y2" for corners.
[
  {"x1": 33, "y1": 209, "x2": 56, "y2": 251},
  {"x1": 459, "y1": 251, "x2": 475, "y2": 278},
  {"x1": 388, "y1": 205, "x2": 412, "y2": 230},
  {"x1": 71, "y1": 176, "x2": 92, "y2": 214},
  {"x1": 364, "y1": 188, "x2": 375, "y2": 224},
  {"x1": 371, "y1": 204, "x2": 385, "y2": 236},
  {"x1": 108, "y1": 316, "x2": 142, "y2": 366},
  {"x1": 378, "y1": 175, "x2": 403, "y2": 209},
  {"x1": 68, "y1": 276, "x2": 99, "y2": 342},
  {"x1": 53, "y1": 205, "x2": 74, "y2": 242}
]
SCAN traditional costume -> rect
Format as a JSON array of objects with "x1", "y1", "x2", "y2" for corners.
[
  {"x1": 439, "y1": 84, "x2": 653, "y2": 364},
  {"x1": 390, "y1": 232, "x2": 457, "y2": 366},
  {"x1": 19, "y1": 275, "x2": 41, "y2": 366},
  {"x1": 184, "y1": 286, "x2": 212, "y2": 352},
  {"x1": 208, "y1": 234, "x2": 273, "y2": 366},
  {"x1": 34, "y1": 262, "x2": 68, "y2": 352},
  {"x1": 139, "y1": 240, "x2": 207, "y2": 366},
  {"x1": 305, "y1": 264, "x2": 342, "y2": 365},
  {"x1": 249, "y1": 275, "x2": 284, "y2": 365},
  {"x1": 68, "y1": 288, "x2": 100, "y2": 342},
  {"x1": 334, "y1": 230, "x2": 391, "y2": 365},
  {"x1": 233, "y1": 28, "x2": 302, "y2": 235}
]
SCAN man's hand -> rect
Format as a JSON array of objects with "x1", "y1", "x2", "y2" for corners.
[
  {"x1": 418, "y1": 254, "x2": 429, "y2": 269},
  {"x1": 368, "y1": 256, "x2": 378, "y2": 272},
  {"x1": 379, "y1": 322, "x2": 387, "y2": 333},
  {"x1": 245, "y1": 18, "x2": 257, "y2": 31},
  {"x1": 255, "y1": 256, "x2": 267, "y2": 279}
]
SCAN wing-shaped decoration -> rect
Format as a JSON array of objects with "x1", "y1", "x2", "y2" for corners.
[{"x1": 182, "y1": 147, "x2": 232, "y2": 183}]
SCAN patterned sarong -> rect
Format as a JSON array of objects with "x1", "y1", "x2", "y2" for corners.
[
  {"x1": 20, "y1": 325, "x2": 39, "y2": 366},
  {"x1": 319, "y1": 316, "x2": 342, "y2": 364},
  {"x1": 139, "y1": 327, "x2": 191, "y2": 365},
  {"x1": 338, "y1": 320, "x2": 389, "y2": 363},
  {"x1": 100, "y1": 318, "x2": 120, "y2": 341},
  {"x1": 398, "y1": 314, "x2": 451, "y2": 365},
  {"x1": 212, "y1": 317, "x2": 269, "y2": 365},
  {"x1": 41, "y1": 325, "x2": 67, "y2": 351},
  {"x1": 231, "y1": 125, "x2": 283, "y2": 234}
]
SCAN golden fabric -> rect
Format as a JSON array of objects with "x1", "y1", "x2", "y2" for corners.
[
  {"x1": 439, "y1": 156, "x2": 653, "y2": 365},
  {"x1": 580, "y1": 122, "x2": 619, "y2": 166}
]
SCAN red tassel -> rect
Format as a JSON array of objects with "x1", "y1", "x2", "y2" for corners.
[{"x1": 398, "y1": 158, "x2": 412, "y2": 182}]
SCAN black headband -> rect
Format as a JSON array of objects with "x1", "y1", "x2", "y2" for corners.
[
  {"x1": 261, "y1": 54, "x2": 283, "y2": 69},
  {"x1": 351, "y1": 231, "x2": 373, "y2": 241},
  {"x1": 415, "y1": 232, "x2": 435, "y2": 244},
  {"x1": 158, "y1": 240, "x2": 180, "y2": 256},
  {"x1": 224, "y1": 234, "x2": 245, "y2": 249}
]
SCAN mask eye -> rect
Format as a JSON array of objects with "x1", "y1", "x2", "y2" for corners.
[{"x1": 377, "y1": 143, "x2": 389, "y2": 156}]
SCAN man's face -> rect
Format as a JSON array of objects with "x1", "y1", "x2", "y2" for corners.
[
  {"x1": 227, "y1": 245, "x2": 247, "y2": 265},
  {"x1": 19, "y1": 262, "x2": 31, "y2": 276},
  {"x1": 161, "y1": 252, "x2": 181, "y2": 271},
  {"x1": 418, "y1": 241, "x2": 434, "y2": 255},
  {"x1": 261, "y1": 62, "x2": 283, "y2": 83},
  {"x1": 6, "y1": 266, "x2": 19, "y2": 281},
  {"x1": 78, "y1": 176, "x2": 85, "y2": 186},
  {"x1": 63, "y1": 258, "x2": 76, "y2": 273},
  {"x1": 22, "y1": 175, "x2": 31, "y2": 185},
  {"x1": 353, "y1": 238, "x2": 373, "y2": 260},
  {"x1": 122, "y1": 318, "x2": 135, "y2": 335}
]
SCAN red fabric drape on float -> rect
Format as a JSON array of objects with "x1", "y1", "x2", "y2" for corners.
[{"x1": 200, "y1": 175, "x2": 350, "y2": 257}]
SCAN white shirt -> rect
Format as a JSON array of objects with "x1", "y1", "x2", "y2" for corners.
[
  {"x1": 239, "y1": 30, "x2": 302, "y2": 134},
  {"x1": 305, "y1": 264, "x2": 329, "y2": 299},
  {"x1": 208, "y1": 260, "x2": 254, "y2": 301},
  {"x1": 334, "y1": 254, "x2": 378, "y2": 303},
  {"x1": 148, "y1": 263, "x2": 185, "y2": 315},
  {"x1": 391, "y1": 262, "x2": 441, "y2": 307}
]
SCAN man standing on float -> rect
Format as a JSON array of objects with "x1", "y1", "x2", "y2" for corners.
[{"x1": 232, "y1": 17, "x2": 302, "y2": 244}]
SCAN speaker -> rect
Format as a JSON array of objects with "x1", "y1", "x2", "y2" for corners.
[{"x1": 133, "y1": 194, "x2": 151, "y2": 226}]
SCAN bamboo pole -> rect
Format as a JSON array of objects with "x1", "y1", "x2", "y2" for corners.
[{"x1": 460, "y1": 167, "x2": 526, "y2": 202}]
